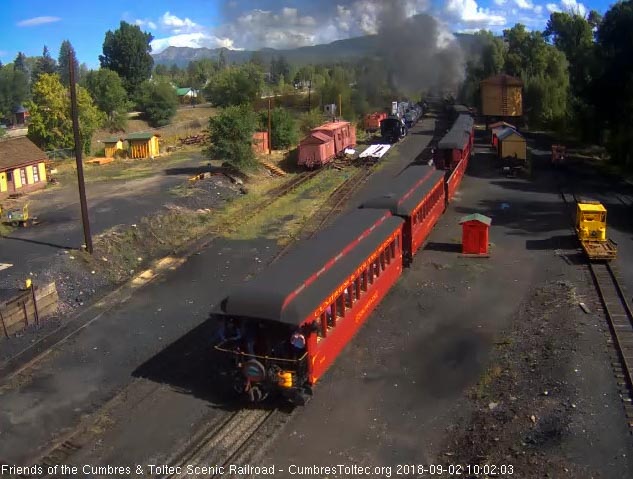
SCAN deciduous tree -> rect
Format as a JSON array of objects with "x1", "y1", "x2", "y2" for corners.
[
  {"x1": 137, "y1": 79, "x2": 178, "y2": 127},
  {"x1": 26, "y1": 73, "x2": 104, "y2": 152},
  {"x1": 84, "y1": 68, "x2": 129, "y2": 129},
  {"x1": 205, "y1": 64, "x2": 264, "y2": 107},
  {"x1": 258, "y1": 107, "x2": 298, "y2": 150}
]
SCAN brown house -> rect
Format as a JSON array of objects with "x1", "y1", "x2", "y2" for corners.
[{"x1": 0, "y1": 137, "x2": 49, "y2": 198}]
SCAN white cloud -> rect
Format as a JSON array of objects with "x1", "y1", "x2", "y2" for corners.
[
  {"x1": 534, "y1": 5, "x2": 543, "y2": 14},
  {"x1": 161, "y1": 12, "x2": 199, "y2": 34},
  {"x1": 134, "y1": 19, "x2": 157, "y2": 30},
  {"x1": 561, "y1": 0, "x2": 587, "y2": 16},
  {"x1": 151, "y1": 33, "x2": 238, "y2": 52},
  {"x1": 445, "y1": 0, "x2": 506, "y2": 26},
  {"x1": 493, "y1": 0, "x2": 507, "y2": 4},
  {"x1": 17, "y1": 16, "x2": 61, "y2": 27},
  {"x1": 545, "y1": 0, "x2": 586, "y2": 16},
  {"x1": 514, "y1": 0, "x2": 534, "y2": 9}
]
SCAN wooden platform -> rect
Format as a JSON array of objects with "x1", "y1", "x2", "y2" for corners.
[
  {"x1": 582, "y1": 239, "x2": 617, "y2": 261},
  {"x1": 0, "y1": 282, "x2": 58, "y2": 337},
  {"x1": 85, "y1": 157, "x2": 115, "y2": 165}
]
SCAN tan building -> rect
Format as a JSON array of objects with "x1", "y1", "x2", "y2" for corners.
[
  {"x1": 126, "y1": 133, "x2": 160, "y2": 159},
  {"x1": 480, "y1": 74, "x2": 523, "y2": 117},
  {"x1": 103, "y1": 137, "x2": 125, "y2": 158},
  {"x1": 0, "y1": 137, "x2": 48, "y2": 198},
  {"x1": 497, "y1": 127, "x2": 527, "y2": 160}
]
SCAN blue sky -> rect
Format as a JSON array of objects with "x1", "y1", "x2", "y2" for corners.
[{"x1": 0, "y1": 0, "x2": 615, "y2": 68}]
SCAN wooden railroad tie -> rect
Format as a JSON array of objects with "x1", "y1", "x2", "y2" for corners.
[{"x1": 260, "y1": 160, "x2": 287, "y2": 177}]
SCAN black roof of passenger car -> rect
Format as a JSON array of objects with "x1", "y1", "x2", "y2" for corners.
[
  {"x1": 438, "y1": 114, "x2": 473, "y2": 150},
  {"x1": 221, "y1": 209, "x2": 404, "y2": 326},
  {"x1": 360, "y1": 165, "x2": 446, "y2": 216}
]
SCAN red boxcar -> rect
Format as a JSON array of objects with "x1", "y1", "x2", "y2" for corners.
[
  {"x1": 297, "y1": 132, "x2": 336, "y2": 168},
  {"x1": 363, "y1": 112, "x2": 387, "y2": 132},
  {"x1": 298, "y1": 121, "x2": 356, "y2": 168},
  {"x1": 215, "y1": 209, "x2": 404, "y2": 403},
  {"x1": 361, "y1": 165, "x2": 446, "y2": 262}
]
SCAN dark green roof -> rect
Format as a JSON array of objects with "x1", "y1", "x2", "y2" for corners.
[
  {"x1": 103, "y1": 137, "x2": 124, "y2": 143},
  {"x1": 125, "y1": 133, "x2": 157, "y2": 141},
  {"x1": 176, "y1": 87, "x2": 191, "y2": 96},
  {"x1": 459, "y1": 213, "x2": 492, "y2": 226}
]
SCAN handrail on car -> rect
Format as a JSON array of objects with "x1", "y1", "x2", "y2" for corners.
[{"x1": 214, "y1": 341, "x2": 308, "y2": 364}]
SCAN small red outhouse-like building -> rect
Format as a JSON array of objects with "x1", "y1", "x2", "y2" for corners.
[{"x1": 459, "y1": 213, "x2": 492, "y2": 256}]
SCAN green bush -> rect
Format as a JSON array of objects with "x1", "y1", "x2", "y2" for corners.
[
  {"x1": 138, "y1": 80, "x2": 178, "y2": 127},
  {"x1": 258, "y1": 107, "x2": 298, "y2": 150},
  {"x1": 205, "y1": 105, "x2": 258, "y2": 170}
]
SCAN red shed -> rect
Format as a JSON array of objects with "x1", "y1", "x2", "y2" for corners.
[
  {"x1": 298, "y1": 132, "x2": 336, "y2": 168},
  {"x1": 459, "y1": 213, "x2": 492, "y2": 256},
  {"x1": 253, "y1": 131, "x2": 270, "y2": 154}
]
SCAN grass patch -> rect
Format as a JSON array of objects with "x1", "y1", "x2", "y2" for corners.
[
  {"x1": 223, "y1": 168, "x2": 350, "y2": 242},
  {"x1": 54, "y1": 151, "x2": 204, "y2": 184},
  {"x1": 473, "y1": 363, "x2": 503, "y2": 400}
]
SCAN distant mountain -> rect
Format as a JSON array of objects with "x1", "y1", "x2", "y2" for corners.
[
  {"x1": 152, "y1": 35, "x2": 387, "y2": 68},
  {"x1": 152, "y1": 33, "x2": 478, "y2": 69}
]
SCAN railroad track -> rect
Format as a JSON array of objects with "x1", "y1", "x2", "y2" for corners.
[
  {"x1": 157, "y1": 407, "x2": 294, "y2": 479},
  {"x1": 558, "y1": 173, "x2": 633, "y2": 431}
]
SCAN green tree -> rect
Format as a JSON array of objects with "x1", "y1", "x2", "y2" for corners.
[
  {"x1": 57, "y1": 40, "x2": 78, "y2": 87},
  {"x1": 137, "y1": 80, "x2": 178, "y2": 127},
  {"x1": 205, "y1": 64, "x2": 264, "y2": 107},
  {"x1": 594, "y1": 0, "x2": 633, "y2": 167},
  {"x1": 99, "y1": 21, "x2": 154, "y2": 96},
  {"x1": 26, "y1": 73, "x2": 104, "y2": 152},
  {"x1": 0, "y1": 64, "x2": 29, "y2": 119},
  {"x1": 84, "y1": 68, "x2": 129, "y2": 128},
  {"x1": 14, "y1": 52, "x2": 27, "y2": 75},
  {"x1": 205, "y1": 105, "x2": 258, "y2": 170},
  {"x1": 218, "y1": 48, "x2": 228, "y2": 70},
  {"x1": 32, "y1": 46, "x2": 57, "y2": 84},
  {"x1": 258, "y1": 107, "x2": 298, "y2": 150},
  {"x1": 298, "y1": 108, "x2": 323, "y2": 135}
]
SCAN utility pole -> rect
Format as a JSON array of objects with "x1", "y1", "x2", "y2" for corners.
[
  {"x1": 338, "y1": 94, "x2": 342, "y2": 120},
  {"x1": 308, "y1": 78, "x2": 312, "y2": 111},
  {"x1": 268, "y1": 96, "x2": 272, "y2": 155},
  {"x1": 69, "y1": 51, "x2": 93, "y2": 254}
]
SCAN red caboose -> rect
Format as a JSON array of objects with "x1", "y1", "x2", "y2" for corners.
[
  {"x1": 298, "y1": 121, "x2": 356, "y2": 168},
  {"x1": 363, "y1": 112, "x2": 387, "y2": 132}
]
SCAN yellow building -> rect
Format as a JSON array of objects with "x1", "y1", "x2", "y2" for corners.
[
  {"x1": 126, "y1": 133, "x2": 160, "y2": 159},
  {"x1": 0, "y1": 137, "x2": 48, "y2": 198},
  {"x1": 480, "y1": 74, "x2": 523, "y2": 117},
  {"x1": 497, "y1": 127, "x2": 527, "y2": 160},
  {"x1": 103, "y1": 137, "x2": 125, "y2": 158}
]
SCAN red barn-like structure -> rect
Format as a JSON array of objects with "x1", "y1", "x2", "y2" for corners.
[{"x1": 459, "y1": 213, "x2": 492, "y2": 256}]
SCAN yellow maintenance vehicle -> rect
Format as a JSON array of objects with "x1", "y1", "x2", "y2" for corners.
[
  {"x1": 0, "y1": 202, "x2": 34, "y2": 227},
  {"x1": 575, "y1": 200, "x2": 617, "y2": 261}
]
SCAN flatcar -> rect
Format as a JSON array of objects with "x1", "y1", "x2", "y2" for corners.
[
  {"x1": 361, "y1": 165, "x2": 445, "y2": 263},
  {"x1": 575, "y1": 200, "x2": 617, "y2": 261},
  {"x1": 214, "y1": 209, "x2": 404, "y2": 404},
  {"x1": 380, "y1": 115, "x2": 407, "y2": 143},
  {"x1": 298, "y1": 121, "x2": 357, "y2": 168}
]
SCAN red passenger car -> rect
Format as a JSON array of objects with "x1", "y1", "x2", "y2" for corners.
[
  {"x1": 298, "y1": 121, "x2": 357, "y2": 168},
  {"x1": 214, "y1": 209, "x2": 404, "y2": 403},
  {"x1": 361, "y1": 165, "x2": 445, "y2": 263}
]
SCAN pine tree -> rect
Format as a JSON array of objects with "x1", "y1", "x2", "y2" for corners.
[
  {"x1": 14, "y1": 52, "x2": 27, "y2": 74},
  {"x1": 57, "y1": 40, "x2": 78, "y2": 87},
  {"x1": 32, "y1": 46, "x2": 57, "y2": 84}
]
